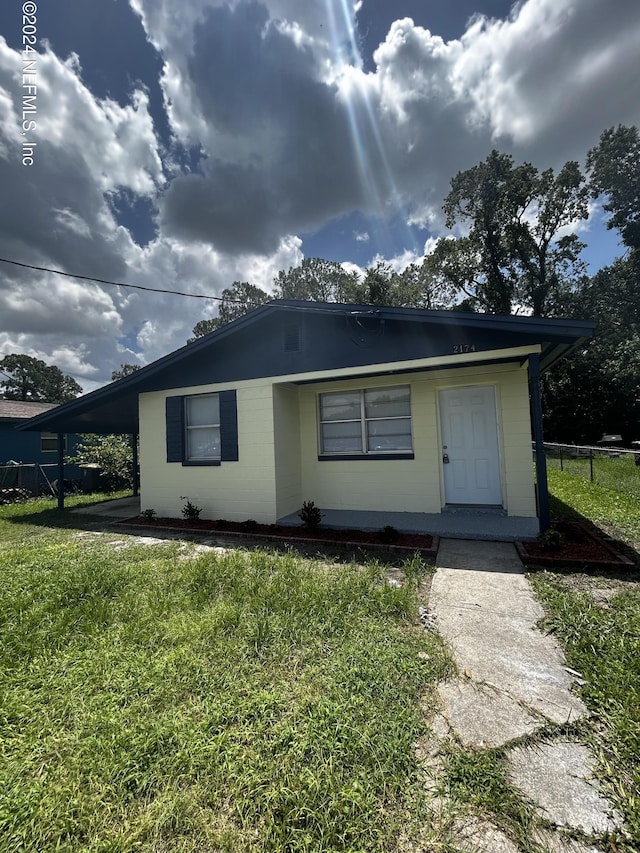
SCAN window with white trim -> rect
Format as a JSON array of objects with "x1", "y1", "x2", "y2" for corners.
[
  {"x1": 318, "y1": 385, "x2": 412, "y2": 455},
  {"x1": 185, "y1": 394, "x2": 220, "y2": 461}
]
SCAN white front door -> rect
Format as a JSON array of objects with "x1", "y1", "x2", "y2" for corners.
[{"x1": 439, "y1": 386, "x2": 502, "y2": 505}]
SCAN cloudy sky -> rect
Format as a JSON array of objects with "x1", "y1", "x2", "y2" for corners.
[{"x1": 0, "y1": 0, "x2": 638, "y2": 391}]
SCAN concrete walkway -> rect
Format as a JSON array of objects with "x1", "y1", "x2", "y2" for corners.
[
  {"x1": 70, "y1": 496, "x2": 141, "y2": 518},
  {"x1": 426, "y1": 539, "x2": 625, "y2": 851}
]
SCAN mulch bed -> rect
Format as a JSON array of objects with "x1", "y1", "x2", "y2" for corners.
[
  {"x1": 516, "y1": 520, "x2": 634, "y2": 570},
  {"x1": 118, "y1": 515, "x2": 438, "y2": 560}
]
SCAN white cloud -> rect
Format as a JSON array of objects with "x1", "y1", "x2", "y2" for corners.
[
  {"x1": 28, "y1": 45, "x2": 164, "y2": 195},
  {"x1": 451, "y1": 0, "x2": 640, "y2": 156},
  {"x1": 0, "y1": 31, "x2": 305, "y2": 386},
  {"x1": 141, "y1": 0, "x2": 640, "y2": 254},
  {"x1": 2, "y1": 0, "x2": 640, "y2": 392},
  {"x1": 368, "y1": 248, "x2": 422, "y2": 274}
]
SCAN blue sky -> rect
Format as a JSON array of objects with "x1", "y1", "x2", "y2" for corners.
[{"x1": 0, "y1": 0, "x2": 638, "y2": 388}]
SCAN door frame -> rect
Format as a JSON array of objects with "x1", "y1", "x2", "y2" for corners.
[{"x1": 436, "y1": 382, "x2": 504, "y2": 508}]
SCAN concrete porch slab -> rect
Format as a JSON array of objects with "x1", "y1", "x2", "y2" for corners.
[{"x1": 277, "y1": 507, "x2": 539, "y2": 541}]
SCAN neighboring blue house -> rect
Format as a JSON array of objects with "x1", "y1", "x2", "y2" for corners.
[
  {"x1": 0, "y1": 400, "x2": 82, "y2": 492},
  {"x1": 0, "y1": 400, "x2": 82, "y2": 464}
]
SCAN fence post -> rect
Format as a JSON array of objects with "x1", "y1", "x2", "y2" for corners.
[
  {"x1": 560, "y1": 445, "x2": 563, "y2": 471},
  {"x1": 590, "y1": 448, "x2": 594, "y2": 483}
]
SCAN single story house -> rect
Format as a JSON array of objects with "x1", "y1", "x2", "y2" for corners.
[
  {"x1": 0, "y1": 399, "x2": 81, "y2": 465},
  {"x1": 0, "y1": 400, "x2": 83, "y2": 494},
  {"x1": 19, "y1": 301, "x2": 595, "y2": 539}
]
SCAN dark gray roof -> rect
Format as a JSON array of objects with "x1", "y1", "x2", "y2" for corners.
[
  {"x1": 18, "y1": 300, "x2": 596, "y2": 435},
  {"x1": 0, "y1": 400, "x2": 57, "y2": 420}
]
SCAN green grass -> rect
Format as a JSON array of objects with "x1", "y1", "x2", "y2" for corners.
[
  {"x1": 0, "y1": 497, "x2": 451, "y2": 852},
  {"x1": 547, "y1": 467, "x2": 640, "y2": 548},
  {"x1": 443, "y1": 748, "x2": 532, "y2": 819},
  {"x1": 528, "y1": 467, "x2": 640, "y2": 849},
  {"x1": 530, "y1": 575, "x2": 640, "y2": 846},
  {"x1": 546, "y1": 451, "x2": 640, "y2": 501}
]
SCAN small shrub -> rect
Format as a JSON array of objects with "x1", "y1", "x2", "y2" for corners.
[
  {"x1": 379, "y1": 524, "x2": 400, "y2": 544},
  {"x1": 240, "y1": 519, "x2": 258, "y2": 532},
  {"x1": 182, "y1": 500, "x2": 202, "y2": 523},
  {"x1": 139, "y1": 508, "x2": 157, "y2": 521},
  {"x1": 536, "y1": 528, "x2": 564, "y2": 550},
  {"x1": 298, "y1": 500, "x2": 323, "y2": 530}
]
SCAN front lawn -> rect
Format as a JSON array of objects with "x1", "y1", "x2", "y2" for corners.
[
  {"x1": 547, "y1": 467, "x2": 640, "y2": 550},
  {"x1": 0, "y1": 497, "x2": 450, "y2": 852},
  {"x1": 545, "y1": 450, "x2": 640, "y2": 502}
]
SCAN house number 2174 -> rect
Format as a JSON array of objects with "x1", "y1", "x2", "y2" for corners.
[{"x1": 452, "y1": 343, "x2": 476, "y2": 354}]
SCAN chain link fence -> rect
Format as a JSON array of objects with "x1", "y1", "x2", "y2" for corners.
[
  {"x1": 541, "y1": 442, "x2": 640, "y2": 500},
  {"x1": 0, "y1": 462, "x2": 86, "y2": 502}
]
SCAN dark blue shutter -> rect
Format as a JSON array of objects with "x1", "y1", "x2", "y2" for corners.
[
  {"x1": 166, "y1": 395, "x2": 184, "y2": 462},
  {"x1": 219, "y1": 390, "x2": 238, "y2": 461}
]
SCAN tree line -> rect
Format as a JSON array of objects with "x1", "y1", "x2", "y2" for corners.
[
  {"x1": 189, "y1": 125, "x2": 640, "y2": 445},
  {"x1": 2, "y1": 125, "x2": 638, "y2": 445}
]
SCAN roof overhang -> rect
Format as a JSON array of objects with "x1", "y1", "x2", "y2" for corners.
[{"x1": 17, "y1": 301, "x2": 596, "y2": 435}]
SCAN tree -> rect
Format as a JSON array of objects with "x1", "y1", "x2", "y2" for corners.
[
  {"x1": 587, "y1": 124, "x2": 640, "y2": 252},
  {"x1": 190, "y1": 281, "x2": 270, "y2": 341},
  {"x1": 273, "y1": 257, "x2": 360, "y2": 302},
  {"x1": 432, "y1": 150, "x2": 589, "y2": 316},
  {"x1": 0, "y1": 354, "x2": 82, "y2": 402},
  {"x1": 543, "y1": 126, "x2": 640, "y2": 442},
  {"x1": 111, "y1": 364, "x2": 141, "y2": 381},
  {"x1": 511, "y1": 162, "x2": 589, "y2": 317},
  {"x1": 396, "y1": 259, "x2": 455, "y2": 310},
  {"x1": 542, "y1": 257, "x2": 640, "y2": 443},
  {"x1": 68, "y1": 434, "x2": 135, "y2": 491}
]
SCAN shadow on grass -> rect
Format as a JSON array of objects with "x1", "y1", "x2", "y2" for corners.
[
  {"x1": 541, "y1": 492, "x2": 640, "y2": 582},
  {"x1": 2, "y1": 498, "x2": 429, "y2": 568},
  {"x1": 0, "y1": 494, "x2": 134, "y2": 535}
]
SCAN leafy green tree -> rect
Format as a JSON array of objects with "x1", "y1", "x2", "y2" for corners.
[
  {"x1": 359, "y1": 262, "x2": 393, "y2": 306},
  {"x1": 511, "y1": 161, "x2": 589, "y2": 317},
  {"x1": 587, "y1": 125, "x2": 640, "y2": 252},
  {"x1": 539, "y1": 128, "x2": 640, "y2": 440},
  {"x1": 111, "y1": 364, "x2": 141, "y2": 381},
  {"x1": 0, "y1": 354, "x2": 82, "y2": 402},
  {"x1": 544, "y1": 127, "x2": 640, "y2": 442},
  {"x1": 273, "y1": 257, "x2": 360, "y2": 302},
  {"x1": 397, "y1": 259, "x2": 455, "y2": 310},
  {"x1": 543, "y1": 257, "x2": 640, "y2": 443},
  {"x1": 432, "y1": 150, "x2": 588, "y2": 316},
  {"x1": 190, "y1": 282, "x2": 270, "y2": 341},
  {"x1": 68, "y1": 434, "x2": 135, "y2": 491}
]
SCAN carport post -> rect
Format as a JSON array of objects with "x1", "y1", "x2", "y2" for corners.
[
  {"x1": 131, "y1": 434, "x2": 139, "y2": 497},
  {"x1": 57, "y1": 432, "x2": 65, "y2": 511},
  {"x1": 528, "y1": 354, "x2": 550, "y2": 531}
]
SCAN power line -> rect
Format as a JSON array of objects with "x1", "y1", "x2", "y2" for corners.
[
  {"x1": 0, "y1": 257, "x2": 245, "y2": 303},
  {"x1": 0, "y1": 256, "x2": 384, "y2": 318}
]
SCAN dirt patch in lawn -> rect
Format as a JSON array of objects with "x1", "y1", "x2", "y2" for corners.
[{"x1": 539, "y1": 568, "x2": 640, "y2": 606}]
